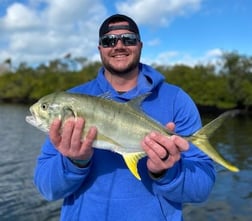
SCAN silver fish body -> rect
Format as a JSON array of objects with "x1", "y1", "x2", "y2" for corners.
[{"x1": 26, "y1": 92, "x2": 239, "y2": 179}]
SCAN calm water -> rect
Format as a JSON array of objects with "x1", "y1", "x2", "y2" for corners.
[{"x1": 0, "y1": 104, "x2": 251, "y2": 221}]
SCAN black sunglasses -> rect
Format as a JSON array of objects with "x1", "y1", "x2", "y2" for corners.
[{"x1": 99, "y1": 33, "x2": 140, "y2": 48}]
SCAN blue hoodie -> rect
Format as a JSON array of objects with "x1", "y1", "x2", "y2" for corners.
[{"x1": 34, "y1": 63, "x2": 215, "y2": 221}]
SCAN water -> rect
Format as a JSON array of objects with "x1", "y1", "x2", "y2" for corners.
[
  {"x1": 0, "y1": 104, "x2": 251, "y2": 220},
  {"x1": 0, "y1": 104, "x2": 61, "y2": 221},
  {"x1": 184, "y1": 113, "x2": 252, "y2": 221}
]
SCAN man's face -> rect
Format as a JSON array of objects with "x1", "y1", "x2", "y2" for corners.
[{"x1": 98, "y1": 21, "x2": 142, "y2": 76}]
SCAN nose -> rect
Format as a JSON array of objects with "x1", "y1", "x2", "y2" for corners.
[{"x1": 114, "y1": 39, "x2": 125, "y2": 48}]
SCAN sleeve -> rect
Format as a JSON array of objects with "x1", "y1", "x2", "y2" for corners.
[
  {"x1": 33, "y1": 137, "x2": 92, "y2": 201},
  {"x1": 151, "y1": 89, "x2": 216, "y2": 203}
]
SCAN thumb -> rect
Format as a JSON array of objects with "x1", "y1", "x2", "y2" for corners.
[{"x1": 165, "y1": 122, "x2": 175, "y2": 131}]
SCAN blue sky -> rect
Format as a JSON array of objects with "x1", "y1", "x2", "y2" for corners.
[{"x1": 0, "y1": 0, "x2": 251, "y2": 68}]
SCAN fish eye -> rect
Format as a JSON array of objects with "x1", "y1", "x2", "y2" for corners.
[{"x1": 41, "y1": 103, "x2": 48, "y2": 110}]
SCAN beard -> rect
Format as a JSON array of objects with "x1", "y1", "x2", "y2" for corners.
[{"x1": 101, "y1": 49, "x2": 141, "y2": 76}]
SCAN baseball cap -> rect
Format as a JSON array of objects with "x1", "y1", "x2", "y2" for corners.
[{"x1": 99, "y1": 14, "x2": 140, "y2": 39}]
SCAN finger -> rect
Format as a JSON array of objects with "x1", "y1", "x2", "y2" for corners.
[
  {"x1": 165, "y1": 122, "x2": 175, "y2": 131},
  {"x1": 143, "y1": 133, "x2": 168, "y2": 160},
  {"x1": 49, "y1": 118, "x2": 62, "y2": 146},
  {"x1": 79, "y1": 127, "x2": 97, "y2": 158},
  {"x1": 160, "y1": 151, "x2": 169, "y2": 161},
  {"x1": 170, "y1": 135, "x2": 189, "y2": 152},
  {"x1": 150, "y1": 132, "x2": 188, "y2": 155},
  {"x1": 60, "y1": 118, "x2": 75, "y2": 149},
  {"x1": 82, "y1": 126, "x2": 97, "y2": 147},
  {"x1": 144, "y1": 147, "x2": 170, "y2": 173},
  {"x1": 141, "y1": 140, "x2": 165, "y2": 170},
  {"x1": 142, "y1": 136, "x2": 178, "y2": 173},
  {"x1": 70, "y1": 118, "x2": 85, "y2": 151},
  {"x1": 142, "y1": 139, "x2": 162, "y2": 162},
  {"x1": 147, "y1": 132, "x2": 182, "y2": 162}
]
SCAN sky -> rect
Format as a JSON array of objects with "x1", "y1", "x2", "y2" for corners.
[{"x1": 0, "y1": 0, "x2": 251, "y2": 69}]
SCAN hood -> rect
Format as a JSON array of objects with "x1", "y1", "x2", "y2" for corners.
[{"x1": 96, "y1": 63, "x2": 165, "y2": 101}]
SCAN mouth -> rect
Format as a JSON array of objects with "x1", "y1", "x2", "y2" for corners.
[
  {"x1": 25, "y1": 115, "x2": 48, "y2": 133},
  {"x1": 111, "y1": 50, "x2": 129, "y2": 58},
  {"x1": 25, "y1": 115, "x2": 37, "y2": 126},
  {"x1": 113, "y1": 53, "x2": 128, "y2": 58},
  {"x1": 26, "y1": 107, "x2": 37, "y2": 127},
  {"x1": 112, "y1": 54, "x2": 129, "y2": 62}
]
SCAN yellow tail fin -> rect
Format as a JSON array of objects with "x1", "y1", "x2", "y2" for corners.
[
  {"x1": 123, "y1": 152, "x2": 146, "y2": 180},
  {"x1": 191, "y1": 134, "x2": 239, "y2": 172},
  {"x1": 190, "y1": 110, "x2": 240, "y2": 172}
]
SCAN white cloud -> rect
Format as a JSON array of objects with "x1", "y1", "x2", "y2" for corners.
[
  {"x1": 205, "y1": 48, "x2": 222, "y2": 58},
  {"x1": 116, "y1": 0, "x2": 202, "y2": 26},
  {"x1": 0, "y1": 0, "x2": 227, "y2": 69},
  {"x1": 1, "y1": 3, "x2": 41, "y2": 31},
  {"x1": 0, "y1": 0, "x2": 107, "y2": 66},
  {"x1": 143, "y1": 48, "x2": 223, "y2": 67},
  {"x1": 146, "y1": 38, "x2": 161, "y2": 47},
  {"x1": 43, "y1": 0, "x2": 95, "y2": 25}
]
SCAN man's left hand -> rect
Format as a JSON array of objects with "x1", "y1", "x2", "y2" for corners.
[{"x1": 141, "y1": 122, "x2": 189, "y2": 176}]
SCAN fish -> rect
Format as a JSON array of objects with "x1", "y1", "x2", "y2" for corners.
[{"x1": 26, "y1": 91, "x2": 240, "y2": 180}]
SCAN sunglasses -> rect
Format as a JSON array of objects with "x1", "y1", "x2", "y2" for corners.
[{"x1": 99, "y1": 33, "x2": 140, "y2": 48}]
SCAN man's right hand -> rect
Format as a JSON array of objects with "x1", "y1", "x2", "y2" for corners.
[{"x1": 49, "y1": 117, "x2": 97, "y2": 162}]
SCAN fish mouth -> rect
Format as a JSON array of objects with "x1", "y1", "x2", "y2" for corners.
[
  {"x1": 25, "y1": 115, "x2": 48, "y2": 133},
  {"x1": 25, "y1": 115, "x2": 37, "y2": 126}
]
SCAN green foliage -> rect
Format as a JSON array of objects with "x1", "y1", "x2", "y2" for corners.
[
  {"x1": 156, "y1": 51, "x2": 252, "y2": 109},
  {"x1": 163, "y1": 64, "x2": 237, "y2": 109},
  {"x1": 0, "y1": 58, "x2": 101, "y2": 102},
  {"x1": 219, "y1": 51, "x2": 252, "y2": 108},
  {"x1": 0, "y1": 52, "x2": 252, "y2": 111}
]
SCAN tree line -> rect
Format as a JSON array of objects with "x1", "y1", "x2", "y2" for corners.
[{"x1": 0, "y1": 51, "x2": 252, "y2": 112}]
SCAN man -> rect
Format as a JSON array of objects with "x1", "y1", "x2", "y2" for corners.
[{"x1": 34, "y1": 14, "x2": 215, "y2": 221}]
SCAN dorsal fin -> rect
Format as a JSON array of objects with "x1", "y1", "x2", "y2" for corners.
[
  {"x1": 126, "y1": 93, "x2": 151, "y2": 111},
  {"x1": 98, "y1": 92, "x2": 113, "y2": 100}
]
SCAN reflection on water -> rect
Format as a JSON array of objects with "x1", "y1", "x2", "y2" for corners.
[
  {"x1": 184, "y1": 113, "x2": 252, "y2": 221},
  {"x1": 0, "y1": 104, "x2": 251, "y2": 220},
  {"x1": 0, "y1": 104, "x2": 61, "y2": 221}
]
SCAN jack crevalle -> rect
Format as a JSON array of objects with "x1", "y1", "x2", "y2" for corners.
[{"x1": 26, "y1": 92, "x2": 240, "y2": 179}]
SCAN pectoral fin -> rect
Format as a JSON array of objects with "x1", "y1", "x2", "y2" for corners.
[{"x1": 123, "y1": 152, "x2": 146, "y2": 180}]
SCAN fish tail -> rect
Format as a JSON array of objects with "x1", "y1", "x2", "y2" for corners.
[
  {"x1": 189, "y1": 110, "x2": 240, "y2": 172},
  {"x1": 196, "y1": 110, "x2": 240, "y2": 138},
  {"x1": 190, "y1": 135, "x2": 239, "y2": 172}
]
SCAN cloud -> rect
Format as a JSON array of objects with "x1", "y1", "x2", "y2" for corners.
[
  {"x1": 2, "y1": 3, "x2": 40, "y2": 31},
  {"x1": 205, "y1": 48, "x2": 222, "y2": 58},
  {"x1": 146, "y1": 38, "x2": 161, "y2": 47},
  {"x1": 43, "y1": 0, "x2": 96, "y2": 25},
  {"x1": 116, "y1": 0, "x2": 202, "y2": 26},
  {"x1": 0, "y1": 0, "x2": 107, "y2": 66},
  {"x1": 0, "y1": 0, "x2": 225, "y2": 69},
  {"x1": 144, "y1": 48, "x2": 223, "y2": 67}
]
